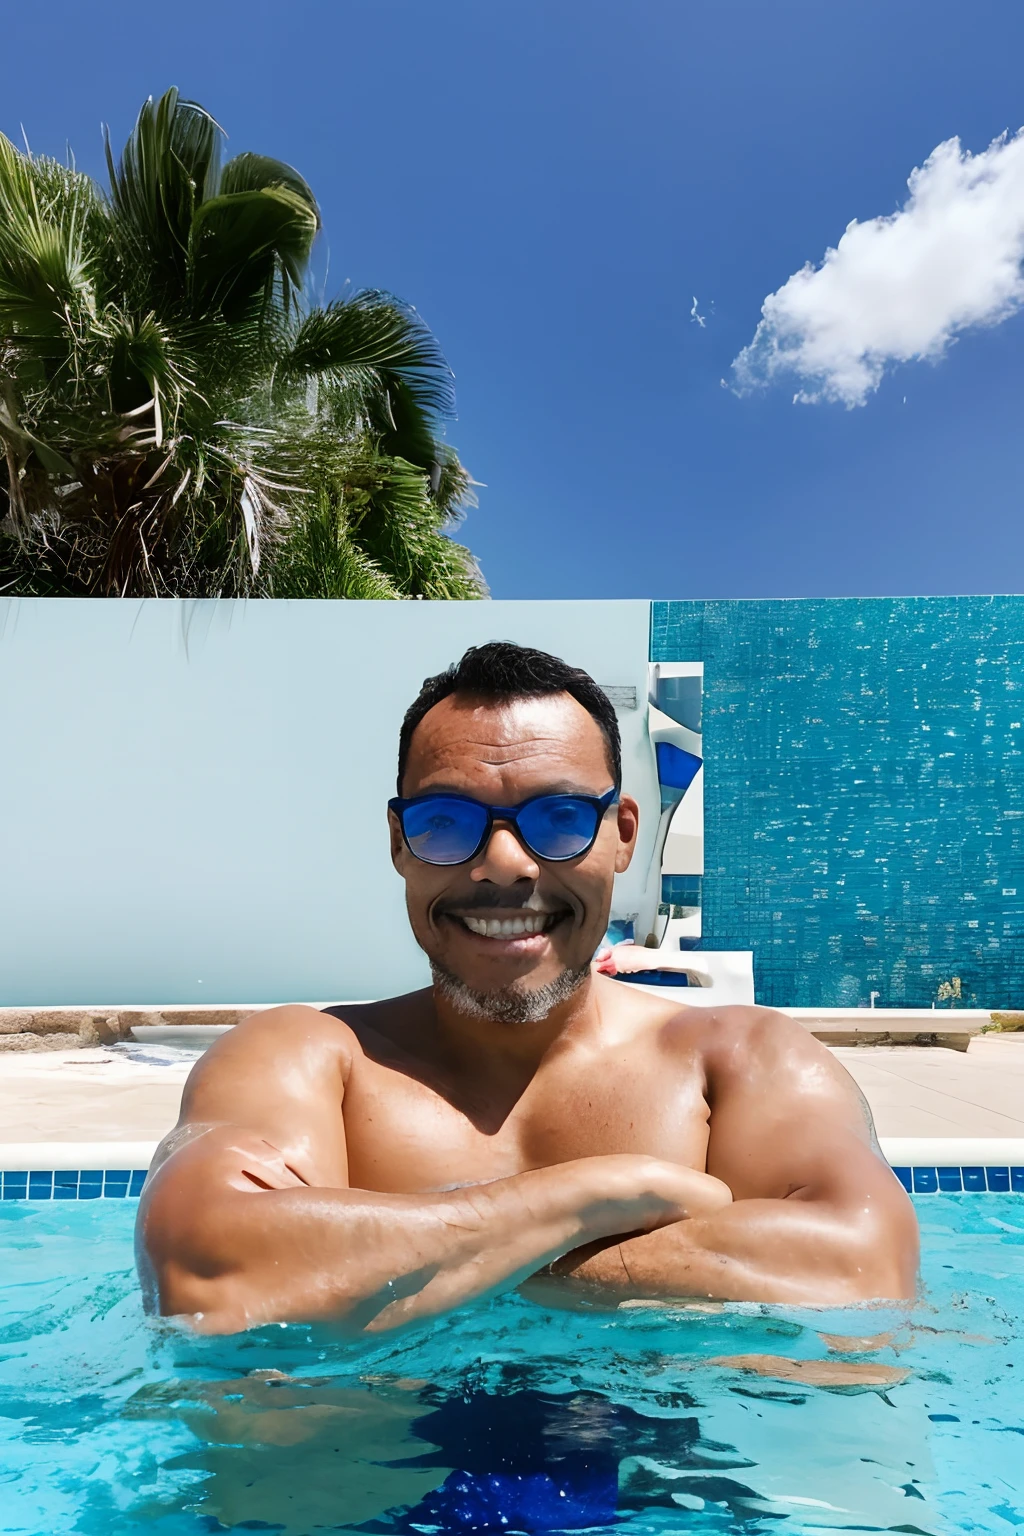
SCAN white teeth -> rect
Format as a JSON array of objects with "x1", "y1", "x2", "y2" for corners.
[{"x1": 458, "y1": 912, "x2": 561, "y2": 937}]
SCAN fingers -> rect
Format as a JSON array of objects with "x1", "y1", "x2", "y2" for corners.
[{"x1": 592, "y1": 943, "x2": 613, "y2": 974}]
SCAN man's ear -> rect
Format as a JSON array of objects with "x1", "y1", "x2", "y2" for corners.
[
  {"x1": 614, "y1": 795, "x2": 640, "y2": 873},
  {"x1": 388, "y1": 809, "x2": 406, "y2": 869}
]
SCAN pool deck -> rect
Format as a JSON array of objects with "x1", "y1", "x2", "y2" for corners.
[{"x1": 0, "y1": 1035, "x2": 1022, "y2": 1145}]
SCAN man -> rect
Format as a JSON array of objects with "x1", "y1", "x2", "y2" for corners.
[{"x1": 138, "y1": 642, "x2": 917, "y2": 1335}]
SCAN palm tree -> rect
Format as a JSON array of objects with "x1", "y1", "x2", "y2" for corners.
[{"x1": 0, "y1": 89, "x2": 484, "y2": 599}]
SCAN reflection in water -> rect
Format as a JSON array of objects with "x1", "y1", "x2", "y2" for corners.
[
  {"x1": 126, "y1": 1360, "x2": 931, "y2": 1533},
  {"x1": 379, "y1": 1382, "x2": 757, "y2": 1531},
  {"x1": 128, "y1": 1372, "x2": 445, "y2": 1532}
]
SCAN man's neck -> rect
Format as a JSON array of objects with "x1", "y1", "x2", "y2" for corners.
[{"x1": 430, "y1": 970, "x2": 600, "y2": 1076}]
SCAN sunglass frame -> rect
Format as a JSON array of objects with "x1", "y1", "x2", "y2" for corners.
[{"x1": 388, "y1": 787, "x2": 620, "y2": 866}]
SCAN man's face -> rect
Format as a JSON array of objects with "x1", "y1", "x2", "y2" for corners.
[{"x1": 390, "y1": 691, "x2": 639, "y2": 1019}]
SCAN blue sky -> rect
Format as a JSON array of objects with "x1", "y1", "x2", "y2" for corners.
[{"x1": 6, "y1": 0, "x2": 1024, "y2": 599}]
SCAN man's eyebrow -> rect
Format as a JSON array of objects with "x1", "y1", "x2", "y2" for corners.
[{"x1": 401, "y1": 780, "x2": 609, "y2": 801}]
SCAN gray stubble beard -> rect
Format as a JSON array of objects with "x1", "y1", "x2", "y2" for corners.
[{"x1": 430, "y1": 960, "x2": 591, "y2": 1026}]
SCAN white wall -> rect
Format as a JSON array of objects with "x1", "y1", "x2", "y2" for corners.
[{"x1": 0, "y1": 599, "x2": 657, "y2": 1005}]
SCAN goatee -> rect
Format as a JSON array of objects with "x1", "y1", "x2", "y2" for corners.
[{"x1": 430, "y1": 961, "x2": 590, "y2": 1026}]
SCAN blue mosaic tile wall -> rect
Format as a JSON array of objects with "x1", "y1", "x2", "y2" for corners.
[{"x1": 651, "y1": 598, "x2": 1024, "y2": 1008}]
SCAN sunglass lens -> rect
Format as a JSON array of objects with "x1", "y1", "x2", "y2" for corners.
[
  {"x1": 402, "y1": 797, "x2": 488, "y2": 864},
  {"x1": 517, "y1": 796, "x2": 600, "y2": 860}
]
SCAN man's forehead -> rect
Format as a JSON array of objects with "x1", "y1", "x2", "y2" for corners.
[{"x1": 405, "y1": 692, "x2": 610, "y2": 783}]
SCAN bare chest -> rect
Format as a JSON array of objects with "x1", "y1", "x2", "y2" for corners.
[{"x1": 340, "y1": 1044, "x2": 711, "y2": 1192}]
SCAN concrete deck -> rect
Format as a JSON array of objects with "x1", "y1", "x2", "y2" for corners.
[
  {"x1": 0, "y1": 1051, "x2": 190, "y2": 1143},
  {"x1": 0, "y1": 1035, "x2": 1022, "y2": 1145},
  {"x1": 833, "y1": 1035, "x2": 1024, "y2": 1138}
]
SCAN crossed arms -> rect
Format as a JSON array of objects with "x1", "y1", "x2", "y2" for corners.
[{"x1": 136, "y1": 1006, "x2": 918, "y2": 1335}]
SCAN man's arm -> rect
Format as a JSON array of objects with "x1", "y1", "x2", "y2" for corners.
[
  {"x1": 550, "y1": 1008, "x2": 919, "y2": 1304},
  {"x1": 136, "y1": 1006, "x2": 732, "y2": 1334}
]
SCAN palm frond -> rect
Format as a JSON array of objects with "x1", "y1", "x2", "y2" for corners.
[
  {"x1": 99, "y1": 307, "x2": 191, "y2": 428},
  {"x1": 432, "y1": 444, "x2": 480, "y2": 520},
  {"x1": 219, "y1": 152, "x2": 318, "y2": 211},
  {"x1": 0, "y1": 134, "x2": 100, "y2": 343},
  {"x1": 366, "y1": 373, "x2": 441, "y2": 478},
  {"x1": 272, "y1": 484, "x2": 399, "y2": 599},
  {"x1": 282, "y1": 291, "x2": 456, "y2": 421},
  {"x1": 335, "y1": 449, "x2": 485, "y2": 598},
  {"x1": 190, "y1": 186, "x2": 319, "y2": 319},
  {"x1": 106, "y1": 88, "x2": 222, "y2": 308}
]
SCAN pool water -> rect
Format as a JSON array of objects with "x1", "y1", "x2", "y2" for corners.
[{"x1": 0, "y1": 1198, "x2": 1021, "y2": 1535}]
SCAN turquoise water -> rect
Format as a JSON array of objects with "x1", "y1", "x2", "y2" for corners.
[{"x1": 0, "y1": 1199, "x2": 1021, "y2": 1535}]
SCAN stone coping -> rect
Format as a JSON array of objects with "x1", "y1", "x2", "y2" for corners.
[
  {"x1": 783, "y1": 1007, "x2": 994, "y2": 1021},
  {"x1": 0, "y1": 1005, "x2": 270, "y2": 1050},
  {"x1": 0, "y1": 1003, "x2": 1018, "y2": 1052},
  {"x1": 782, "y1": 1007, "x2": 1003, "y2": 1052},
  {"x1": 0, "y1": 1141, "x2": 159, "y2": 1170}
]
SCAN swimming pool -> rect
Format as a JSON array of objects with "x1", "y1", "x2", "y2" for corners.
[{"x1": 0, "y1": 1197, "x2": 1021, "y2": 1534}]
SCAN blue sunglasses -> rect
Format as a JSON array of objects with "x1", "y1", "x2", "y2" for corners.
[{"x1": 389, "y1": 787, "x2": 619, "y2": 866}]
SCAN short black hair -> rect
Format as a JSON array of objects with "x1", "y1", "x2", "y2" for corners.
[{"x1": 397, "y1": 641, "x2": 621, "y2": 795}]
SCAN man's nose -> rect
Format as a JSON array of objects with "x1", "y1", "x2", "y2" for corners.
[{"x1": 470, "y1": 822, "x2": 541, "y2": 884}]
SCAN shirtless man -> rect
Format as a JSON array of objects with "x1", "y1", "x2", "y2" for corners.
[{"x1": 137, "y1": 641, "x2": 918, "y2": 1335}]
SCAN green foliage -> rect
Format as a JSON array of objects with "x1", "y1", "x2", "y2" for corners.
[
  {"x1": 983, "y1": 1012, "x2": 1024, "y2": 1032},
  {"x1": 0, "y1": 89, "x2": 485, "y2": 599}
]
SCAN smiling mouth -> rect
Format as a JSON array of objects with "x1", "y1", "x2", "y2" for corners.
[{"x1": 444, "y1": 910, "x2": 568, "y2": 939}]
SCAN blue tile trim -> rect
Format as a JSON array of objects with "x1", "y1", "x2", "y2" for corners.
[
  {"x1": 2, "y1": 1166, "x2": 1024, "y2": 1200},
  {"x1": 1, "y1": 1169, "x2": 150, "y2": 1200},
  {"x1": 892, "y1": 1165, "x2": 1024, "y2": 1194}
]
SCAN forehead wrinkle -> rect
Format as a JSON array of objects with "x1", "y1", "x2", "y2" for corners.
[
  {"x1": 425, "y1": 733, "x2": 571, "y2": 769},
  {"x1": 403, "y1": 692, "x2": 612, "y2": 792}
]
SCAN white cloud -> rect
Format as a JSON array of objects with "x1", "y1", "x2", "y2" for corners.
[{"x1": 730, "y1": 131, "x2": 1024, "y2": 405}]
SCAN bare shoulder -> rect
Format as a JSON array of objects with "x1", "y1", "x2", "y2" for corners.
[
  {"x1": 656, "y1": 1001, "x2": 861, "y2": 1101},
  {"x1": 688, "y1": 1003, "x2": 832, "y2": 1064},
  {"x1": 595, "y1": 978, "x2": 790, "y2": 1059},
  {"x1": 206, "y1": 1001, "x2": 355, "y2": 1064},
  {"x1": 178, "y1": 1004, "x2": 356, "y2": 1119},
  {"x1": 598, "y1": 983, "x2": 841, "y2": 1079}
]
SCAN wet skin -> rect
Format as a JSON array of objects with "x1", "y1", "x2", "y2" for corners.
[{"x1": 137, "y1": 693, "x2": 919, "y2": 1334}]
